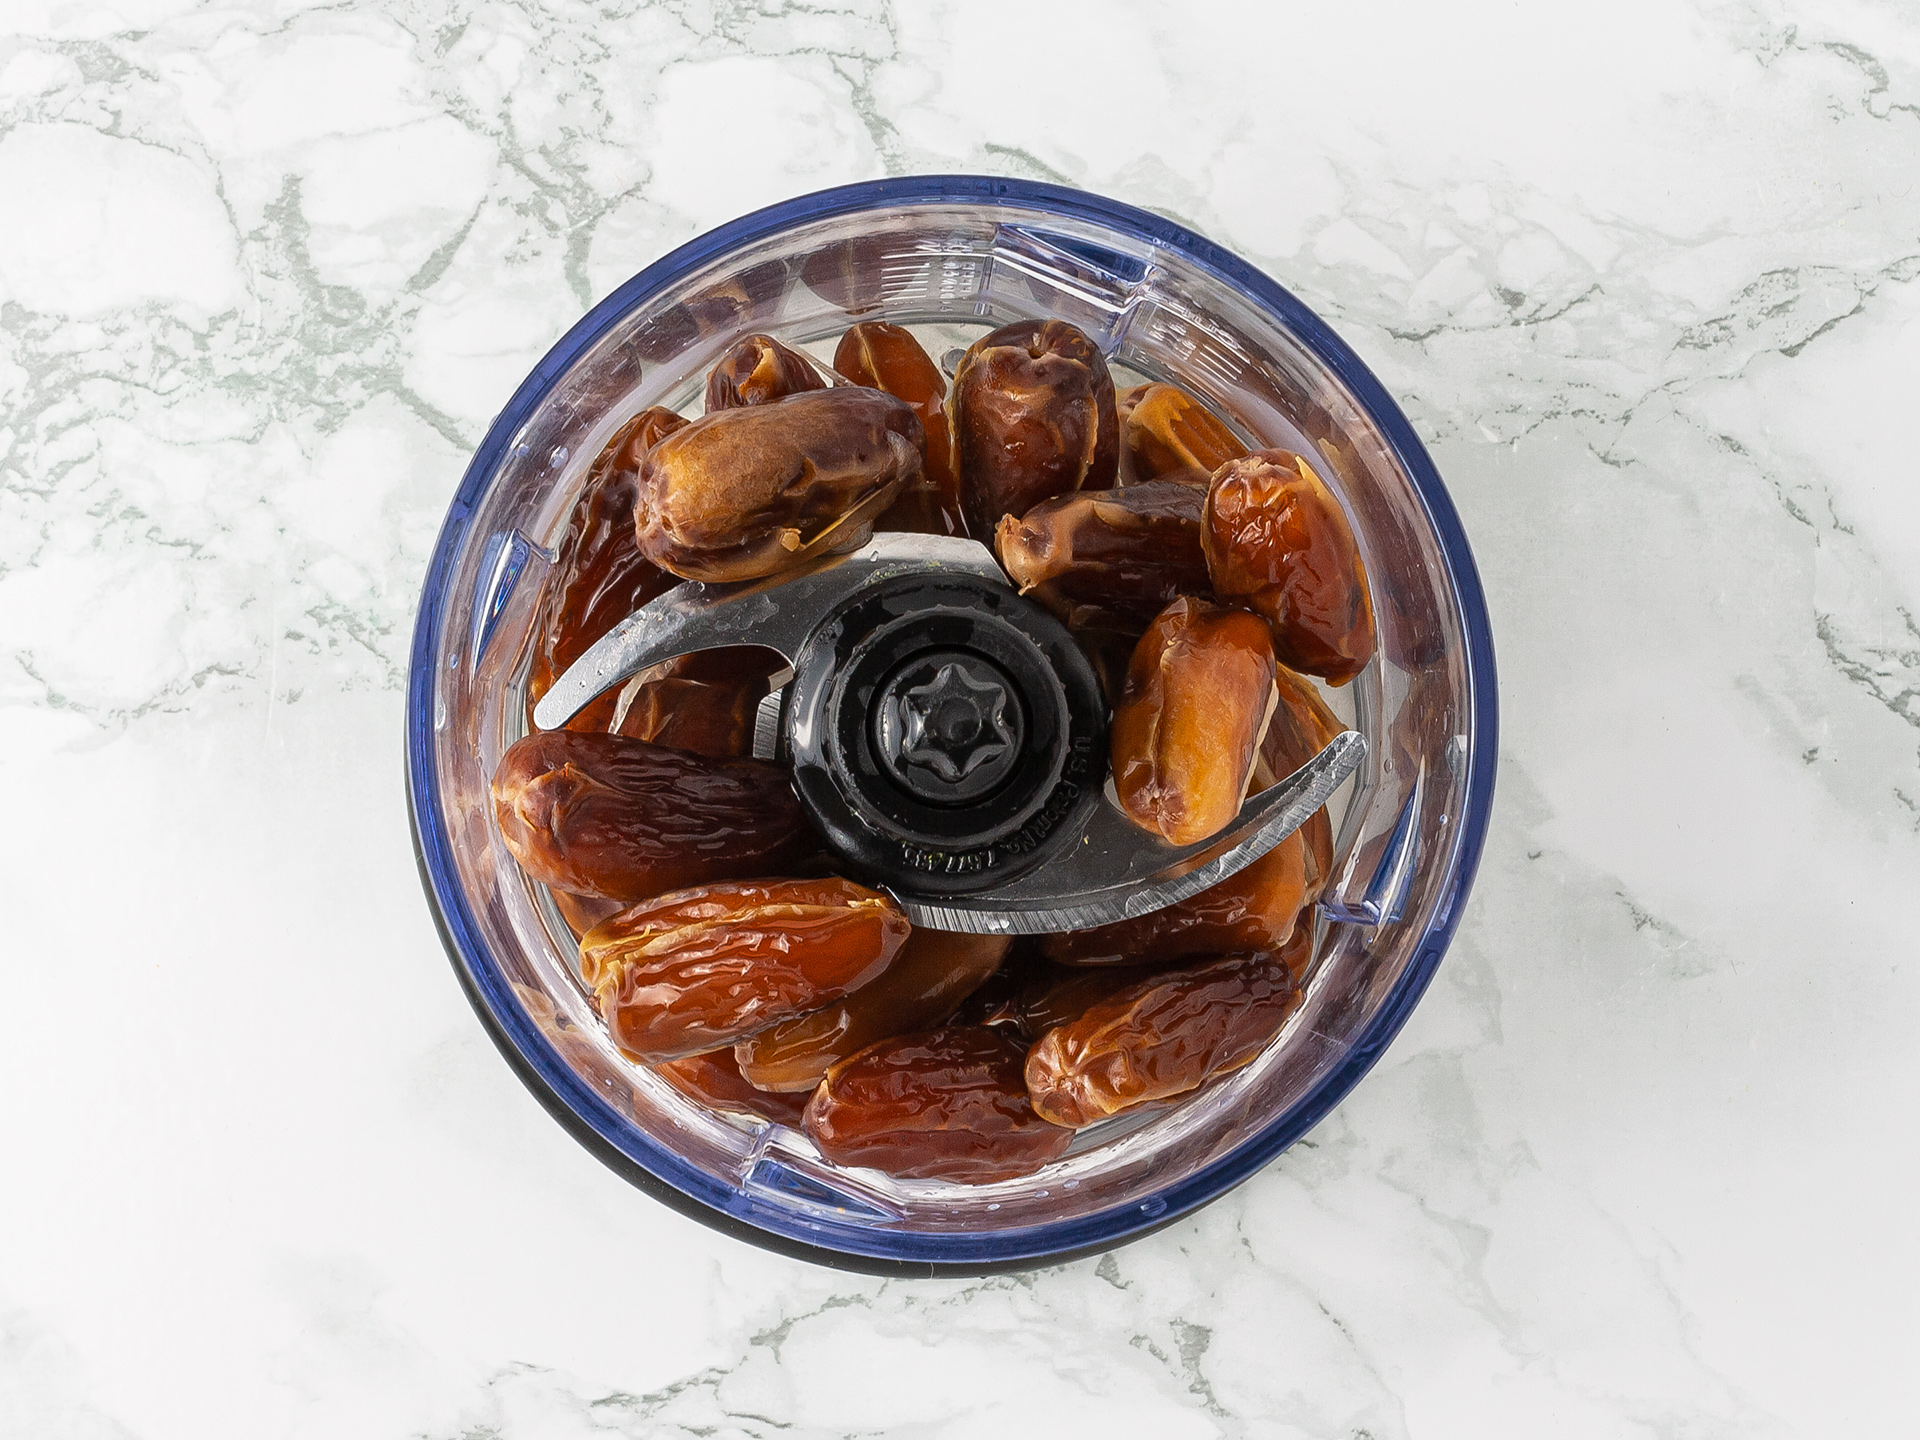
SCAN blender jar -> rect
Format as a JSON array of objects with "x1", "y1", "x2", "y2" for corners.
[{"x1": 406, "y1": 176, "x2": 1497, "y2": 1275}]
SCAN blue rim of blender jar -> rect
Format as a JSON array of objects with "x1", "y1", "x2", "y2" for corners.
[{"x1": 406, "y1": 174, "x2": 1498, "y2": 1276}]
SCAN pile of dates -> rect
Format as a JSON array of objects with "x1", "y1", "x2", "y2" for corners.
[{"x1": 493, "y1": 314, "x2": 1375, "y2": 1186}]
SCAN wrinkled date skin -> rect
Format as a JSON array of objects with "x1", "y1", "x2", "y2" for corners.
[
  {"x1": 656, "y1": 1049, "x2": 811, "y2": 1126},
  {"x1": 834, "y1": 322, "x2": 964, "y2": 536},
  {"x1": 527, "y1": 407, "x2": 688, "y2": 732},
  {"x1": 1043, "y1": 827, "x2": 1307, "y2": 966},
  {"x1": 1111, "y1": 596, "x2": 1278, "y2": 845},
  {"x1": 1204, "y1": 449, "x2": 1377, "y2": 684},
  {"x1": 637, "y1": 387, "x2": 923, "y2": 582},
  {"x1": 1117, "y1": 382, "x2": 1248, "y2": 484},
  {"x1": 735, "y1": 931, "x2": 1011, "y2": 1092},
  {"x1": 994, "y1": 481, "x2": 1211, "y2": 636},
  {"x1": 948, "y1": 318, "x2": 1119, "y2": 537},
  {"x1": 704, "y1": 333, "x2": 829, "y2": 412},
  {"x1": 1015, "y1": 960, "x2": 1163, "y2": 1040},
  {"x1": 1025, "y1": 951, "x2": 1303, "y2": 1128},
  {"x1": 803, "y1": 1026, "x2": 1073, "y2": 1183},
  {"x1": 581, "y1": 878, "x2": 909, "y2": 1061},
  {"x1": 615, "y1": 646, "x2": 786, "y2": 759},
  {"x1": 492, "y1": 731, "x2": 815, "y2": 902},
  {"x1": 1252, "y1": 664, "x2": 1344, "y2": 900},
  {"x1": 1023, "y1": 922, "x2": 1314, "y2": 1030}
]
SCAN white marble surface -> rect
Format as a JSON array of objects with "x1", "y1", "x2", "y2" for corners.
[{"x1": 2, "y1": 0, "x2": 1916, "y2": 1435}]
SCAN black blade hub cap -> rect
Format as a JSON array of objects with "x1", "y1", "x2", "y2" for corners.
[
  {"x1": 873, "y1": 652, "x2": 1023, "y2": 802},
  {"x1": 783, "y1": 571, "x2": 1105, "y2": 896}
]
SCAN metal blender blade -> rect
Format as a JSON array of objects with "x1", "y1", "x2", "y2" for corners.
[{"x1": 534, "y1": 534, "x2": 1364, "y2": 932}]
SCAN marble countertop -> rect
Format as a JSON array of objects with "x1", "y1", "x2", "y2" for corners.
[{"x1": 3, "y1": 1, "x2": 1915, "y2": 1435}]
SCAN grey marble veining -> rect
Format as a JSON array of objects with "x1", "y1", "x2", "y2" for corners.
[{"x1": 2, "y1": 1, "x2": 1915, "y2": 1436}]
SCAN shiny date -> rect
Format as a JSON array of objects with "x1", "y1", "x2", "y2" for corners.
[
  {"x1": 637, "y1": 387, "x2": 923, "y2": 582},
  {"x1": 552, "y1": 888, "x2": 624, "y2": 940},
  {"x1": 948, "y1": 318, "x2": 1118, "y2": 537},
  {"x1": 655, "y1": 1048, "x2": 811, "y2": 1126},
  {"x1": 1203, "y1": 449, "x2": 1377, "y2": 684},
  {"x1": 1117, "y1": 382, "x2": 1248, "y2": 483},
  {"x1": 1014, "y1": 960, "x2": 1163, "y2": 1040},
  {"x1": 614, "y1": 646, "x2": 786, "y2": 759},
  {"x1": 491, "y1": 730, "x2": 815, "y2": 902},
  {"x1": 735, "y1": 930, "x2": 1011, "y2": 1092},
  {"x1": 1110, "y1": 596, "x2": 1278, "y2": 845},
  {"x1": 704, "y1": 333, "x2": 829, "y2": 411},
  {"x1": 581, "y1": 877, "x2": 909, "y2": 1061},
  {"x1": 994, "y1": 481, "x2": 1211, "y2": 636},
  {"x1": 1253, "y1": 664, "x2": 1343, "y2": 900},
  {"x1": 835, "y1": 321, "x2": 964, "y2": 536},
  {"x1": 803, "y1": 1026, "x2": 1073, "y2": 1183},
  {"x1": 1024, "y1": 951, "x2": 1303, "y2": 1128}
]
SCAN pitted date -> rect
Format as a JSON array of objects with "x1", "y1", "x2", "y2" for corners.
[
  {"x1": 704, "y1": 333, "x2": 829, "y2": 411},
  {"x1": 637, "y1": 387, "x2": 923, "y2": 582},
  {"x1": 1024, "y1": 951, "x2": 1303, "y2": 1128},
  {"x1": 615, "y1": 646, "x2": 786, "y2": 759},
  {"x1": 948, "y1": 318, "x2": 1118, "y2": 536},
  {"x1": 492, "y1": 731, "x2": 815, "y2": 902},
  {"x1": 803, "y1": 1026, "x2": 1073, "y2": 1183},
  {"x1": 1043, "y1": 827, "x2": 1307, "y2": 966},
  {"x1": 1111, "y1": 596, "x2": 1278, "y2": 845},
  {"x1": 527, "y1": 406, "x2": 687, "y2": 732},
  {"x1": 994, "y1": 481, "x2": 1211, "y2": 636},
  {"x1": 735, "y1": 931, "x2": 1011, "y2": 1092},
  {"x1": 1203, "y1": 449, "x2": 1376, "y2": 684},
  {"x1": 656, "y1": 1048, "x2": 811, "y2": 1126},
  {"x1": 834, "y1": 322, "x2": 964, "y2": 536},
  {"x1": 1117, "y1": 382, "x2": 1248, "y2": 483},
  {"x1": 581, "y1": 877, "x2": 909, "y2": 1061}
]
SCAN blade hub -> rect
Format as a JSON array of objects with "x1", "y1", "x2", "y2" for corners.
[
  {"x1": 784, "y1": 570, "x2": 1105, "y2": 894},
  {"x1": 874, "y1": 652, "x2": 1022, "y2": 800}
]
